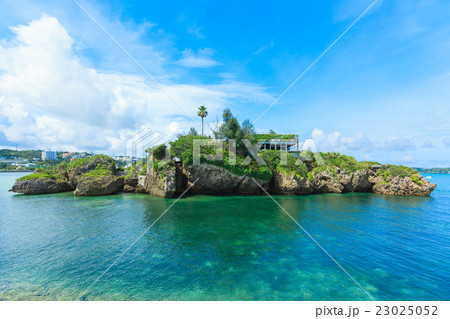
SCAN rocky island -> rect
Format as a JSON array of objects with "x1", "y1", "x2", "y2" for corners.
[
  {"x1": 10, "y1": 107, "x2": 437, "y2": 198},
  {"x1": 141, "y1": 135, "x2": 436, "y2": 197},
  {"x1": 10, "y1": 136, "x2": 436, "y2": 198}
]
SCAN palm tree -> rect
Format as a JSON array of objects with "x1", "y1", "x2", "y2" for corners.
[{"x1": 197, "y1": 105, "x2": 208, "y2": 136}]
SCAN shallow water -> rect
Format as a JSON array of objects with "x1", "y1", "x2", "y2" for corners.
[{"x1": 0, "y1": 172, "x2": 449, "y2": 300}]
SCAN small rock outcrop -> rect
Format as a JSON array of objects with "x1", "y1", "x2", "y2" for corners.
[
  {"x1": 123, "y1": 184, "x2": 135, "y2": 192},
  {"x1": 74, "y1": 176, "x2": 124, "y2": 196},
  {"x1": 10, "y1": 155, "x2": 123, "y2": 196},
  {"x1": 10, "y1": 179, "x2": 73, "y2": 195},
  {"x1": 369, "y1": 174, "x2": 436, "y2": 196},
  {"x1": 123, "y1": 177, "x2": 138, "y2": 189},
  {"x1": 123, "y1": 177, "x2": 146, "y2": 193}
]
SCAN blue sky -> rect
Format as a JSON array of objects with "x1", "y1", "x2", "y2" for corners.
[{"x1": 0, "y1": 0, "x2": 450, "y2": 166}]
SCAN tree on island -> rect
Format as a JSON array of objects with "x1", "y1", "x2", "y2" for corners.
[
  {"x1": 187, "y1": 127, "x2": 198, "y2": 136},
  {"x1": 197, "y1": 105, "x2": 208, "y2": 136},
  {"x1": 214, "y1": 108, "x2": 256, "y2": 141},
  {"x1": 214, "y1": 108, "x2": 256, "y2": 155}
]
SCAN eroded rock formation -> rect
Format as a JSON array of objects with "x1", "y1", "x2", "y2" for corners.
[{"x1": 10, "y1": 179, "x2": 73, "y2": 195}]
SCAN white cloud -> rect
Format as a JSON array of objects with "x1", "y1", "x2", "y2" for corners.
[
  {"x1": 396, "y1": 155, "x2": 415, "y2": 163},
  {"x1": 167, "y1": 121, "x2": 182, "y2": 136},
  {"x1": 311, "y1": 128, "x2": 341, "y2": 150},
  {"x1": 381, "y1": 137, "x2": 416, "y2": 151},
  {"x1": 311, "y1": 128, "x2": 416, "y2": 153},
  {"x1": 176, "y1": 48, "x2": 220, "y2": 68},
  {"x1": 340, "y1": 132, "x2": 374, "y2": 151},
  {"x1": 0, "y1": 14, "x2": 271, "y2": 154}
]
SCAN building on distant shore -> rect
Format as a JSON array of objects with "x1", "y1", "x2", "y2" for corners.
[{"x1": 41, "y1": 150, "x2": 57, "y2": 161}]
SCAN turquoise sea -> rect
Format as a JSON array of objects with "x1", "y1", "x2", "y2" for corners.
[{"x1": 0, "y1": 172, "x2": 449, "y2": 301}]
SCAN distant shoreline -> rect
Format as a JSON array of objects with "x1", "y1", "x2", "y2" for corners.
[{"x1": 0, "y1": 170, "x2": 34, "y2": 173}]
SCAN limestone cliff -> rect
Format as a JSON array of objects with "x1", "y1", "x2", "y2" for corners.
[
  {"x1": 74, "y1": 176, "x2": 124, "y2": 196},
  {"x1": 140, "y1": 163, "x2": 437, "y2": 198},
  {"x1": 271, "y1": 170, "x2": 314, "y2": 194},
  {"x1": 369, "y1": 174, "x2": 436, "y2": 196},
  {"x1": 182, "y1": 164, "x2": 269, "y2": 195},
  {"x1": 10, "y1": 179, "x2": 73, "y2": 195},
  {"x1": 144, "y1": 163, "x2": 177, "y2": 198},
  {"x1": 10, "y1": 155, "x2": 123, "y2": 196},
  {"x1": 10, "y1": 155, "x2": 437, "y2": 198}
]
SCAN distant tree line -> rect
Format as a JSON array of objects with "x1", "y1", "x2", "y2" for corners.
[
  {"x1": 0, "y1": 149, "x2": 41, "y2": 160},
  {"x1": 414, "y1": 167, "x2": 450, "y2": 174}
]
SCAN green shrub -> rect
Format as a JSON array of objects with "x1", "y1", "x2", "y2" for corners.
[
  {"x1": 125, "y1": 163, "x2": 137, "y2": 179},
  {"x1": 259, "y1": 150, "x2": 308, "y2": 180},
  {"x1": 377, "y1": 165, "x2": 417, "y2": 180},
  {"x1": 311, "y1": 152, "x2": 381, "y2": 175},
  {"x1": 312, "y1": 165, "x2": 330, "y2": 174},
  {"x1": 17, "y1": 169, "x2": 65, "y2": 182},
  {"x1": 207, "y1": 154, "x2": 273, "y2": 181},
  {"x1": 317, "y1": 152, "x2": 380, "y2": 173},
  {"x1": 254, "y1": 133, "x2": 298, "y2": 141},
  {"x1": 410, "y1": 174, "x2": 423, "y2": 185},
  {"x1": 139, "y1": 162, "x2": 147, "y2": 175},
  {"x1": 147, "y1": 144, "x2": 167, "y2": 160},
  {"x1": 81, "y1": 163, "x2": 113, "y2": 178},
  {"x1": 67, "y1": 155, "x2": 113, "y2": 169},
  {"x1": 169, "y1": 135, "x2": 211, "y2": 165}
]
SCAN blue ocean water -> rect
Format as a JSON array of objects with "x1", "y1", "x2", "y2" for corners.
[{"x1": 0, "y1": 172, "x2": 449, "y2": 301}]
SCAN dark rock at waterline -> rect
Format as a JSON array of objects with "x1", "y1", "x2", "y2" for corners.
[
  {"x1": 124, "y1": 178, "x2": 138, "y2": 188},
  {"x1": 337, "y1": 169, "x2": 373, "y2": 192},
  {"x1": 123, "y1": 184, "x2": 135, "y2": 192},
  {"x1": 123, "y1": 183, "x2": 146, "y2": 193},
  {"x1": 10, "y1": 179, "x2": 73, "y2": 195},
  {"x1": 74, "y1": 176, "x2": 124, "y2": 196},
  {"x1": 271, "y1": 170, "x2": 314, "y2": 194},
  {"x1": 182, "y1": 164, "x2": 269, "y2": 195}
]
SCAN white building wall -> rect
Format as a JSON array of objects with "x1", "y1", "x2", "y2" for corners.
[{"x1": 42, "y1": 150, "x2": 57, "y2": 160}]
